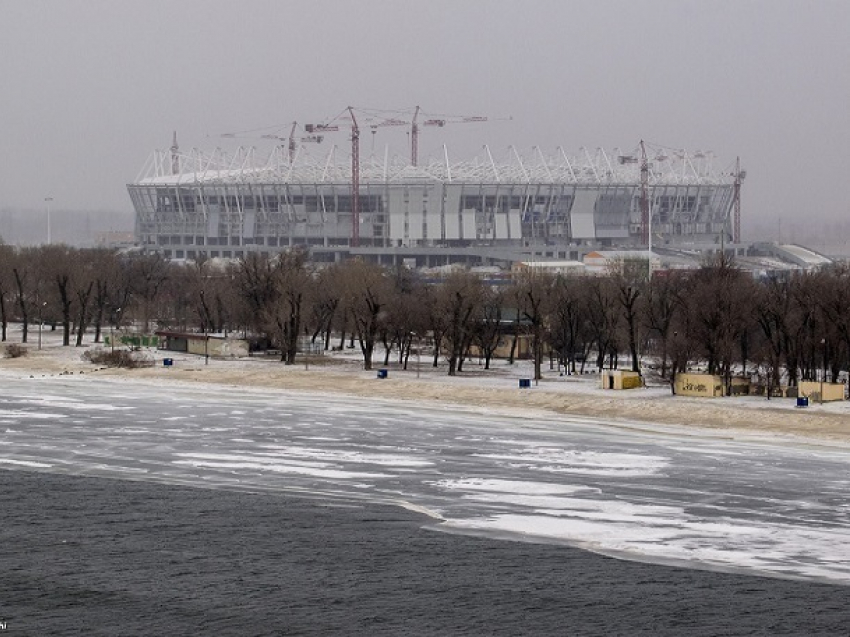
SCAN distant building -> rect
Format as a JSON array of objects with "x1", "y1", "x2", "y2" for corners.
[
  {"x1": 128, "y1": 140, "x2": 737, "y2": 268},
  {"x1": 95, "y1": 230, "x2": 136, "y2": 248},
  {"x1": 583, "y1": 250, "x2": 661, "y2": 275}
]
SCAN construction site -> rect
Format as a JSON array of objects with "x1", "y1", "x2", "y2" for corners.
[{"x1": 128, "y1": 106, "x2": 752, "y2": 268}]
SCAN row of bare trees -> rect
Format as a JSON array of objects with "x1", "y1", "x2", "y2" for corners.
[{"x1": 1, "y1": 245, "x2": 848, "y2": 388}]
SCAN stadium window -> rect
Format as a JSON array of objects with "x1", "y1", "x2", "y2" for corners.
[
  {"x1": 211, "y1": 251, "x2": 220, "y2": 258},
  {"x1": 187, "y1": 250, "x2": 196, "y2": 259},
  {"x1": 176, "y1": 250, "x2": 184, "y2": 259},
  {"x1": 196, "y1": 236, "x2": 205, "y2": 245}
]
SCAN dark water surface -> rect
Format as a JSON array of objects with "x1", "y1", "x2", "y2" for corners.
[{"x1": 1, "y1": 470, "x2": 848, "y2": 636}]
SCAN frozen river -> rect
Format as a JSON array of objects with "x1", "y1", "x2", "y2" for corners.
[{"x1": 2, "y1": 374, "x2": 850, "y2": 585}]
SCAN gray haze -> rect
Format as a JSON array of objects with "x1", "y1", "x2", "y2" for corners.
[{"x1": 1, "y1": 0, "x2": 848, "y2": 249}]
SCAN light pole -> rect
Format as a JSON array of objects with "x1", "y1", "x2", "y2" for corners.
[
  {"x1": 200, "y1": 290, "x2": 209, "y2": 366},
  {"x1": 820, "y1": 338, "x2": 826, "y2": 404},
  {"x1": 44, "y1": 197, "x2": 53, "y2": 244},
  {"x1": 38, "y1": 301, "x2": 46, "y2": 350},
  {"x1": 110, "y1": 307, "x2": 121, "y2": 354}
]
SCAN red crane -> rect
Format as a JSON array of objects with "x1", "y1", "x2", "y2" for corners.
[
  {"x1": 306, "y1": 106, "x2": 493, "y2": 246},
  {"x1": 307, "y1": 108, "x2": 408, "y2": 247}
]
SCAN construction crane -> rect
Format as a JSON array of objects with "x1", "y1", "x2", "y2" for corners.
[
  {"x1": 640, "y1": 140, "x2": 650, "y2": 246},
  {"x1": 260, "y1": 122, "x2": 325, "y2": 163},
  {"x1": 305, "y1": 106, "x2": 494, "y2": 246},
  {"x1": 306, "y1": 108, "x2": 410, "y2": 247},
  {"x1": 410, "y1": 106, "x2": 488, "y2": 166},
  {"x1": 733, "y1": 157, "x2": 746, "y2": 244},
  {"x1": 221, "y1": 122, "x2": 324, "y2": 163}
]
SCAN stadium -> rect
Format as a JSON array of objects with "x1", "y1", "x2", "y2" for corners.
[{"x1": 128, "y1": 134, "x2": 740, "y2": 267}]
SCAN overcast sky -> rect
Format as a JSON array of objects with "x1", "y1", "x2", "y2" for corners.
[{"x1": 1, "y1": 0, "x2": 848, "y2": 234}]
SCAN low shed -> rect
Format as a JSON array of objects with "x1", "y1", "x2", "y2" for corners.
[
  {"x1": 600, "y1": 369, "x2": 642, "y2": 390},
  {"x1": 155, "y1": 331, "x2": 249, "y2": 358},
  {"x1": 674, "y1": 373, "x2": 751, "y2": 397},
  {"x1": 798, "y1": 381, "x2": 846, "y2": 403}
]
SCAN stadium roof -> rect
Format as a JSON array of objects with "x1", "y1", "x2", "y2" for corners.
[{"x1": 134, "y1": 144, "x2": 737, "y2": 188}]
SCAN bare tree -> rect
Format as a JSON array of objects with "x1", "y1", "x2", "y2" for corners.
[
  {"x1": 436, "y1": 271, "x2": 485, "y2": 376},
  {"x1": 0, "y1": 245, "x2": 14, "y2": 341},
  {"x1": 510, "y1": 270, "x2": 554, "y2": 381},
  {"x1": 343, "y1": 260, "x2": 393, "y2": 371},
  {"x1": 473, "y1": 285, "x2": 505, "y2": 370}
]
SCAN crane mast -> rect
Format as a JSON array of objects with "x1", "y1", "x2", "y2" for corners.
[
  {"x1": 348, "y1": 106, "x2": 360, "y2": 248},
  {"x1": 411, "y1": 105, "x2": 420, "y2": 167},
  {"x1": 410, "y1": 107, "x2": 488, "y2": 167},
  {"x1": 639, "y1": 140, "x2": 650, "y2": 246},
  {"x1": 733, "y1": 156, "x2": 744, "y2": 244}
]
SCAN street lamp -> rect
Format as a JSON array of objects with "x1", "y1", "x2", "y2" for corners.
[
  {"x1": 111, "y1": 307, "x2": 121, "y2": 354},
  {"x1": 200, "y1": 291, "x2": 209, "y2": 366},
  {"x1": 44, "y1": 197, "x2": 53, "y2": 245}
]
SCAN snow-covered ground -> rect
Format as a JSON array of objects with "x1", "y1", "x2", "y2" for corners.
[{"x1": 3, "y1": 324, "x2": 849, "y2": 445}]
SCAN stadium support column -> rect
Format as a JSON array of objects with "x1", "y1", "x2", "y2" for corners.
[
  {"x1": 640, "y1": 140, "x2": 649, "y2": 246},
  {"x1": 349, "y1": 106, "x2": 360, "y2": 248}
]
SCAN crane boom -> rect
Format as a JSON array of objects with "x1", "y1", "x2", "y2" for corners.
[{"x1": 411, "y1": 109, "x2": 488, "y2": 166}]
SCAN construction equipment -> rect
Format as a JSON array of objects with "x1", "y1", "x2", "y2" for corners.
[
  {"x1": 411, "y1": 107, "x2": 488, "y2": 166},
  {"x1": 305, "y1": 106, "x2": 494, "y2": 246},
  {"x1": 221, "y1": 122, "x2": 324, "y2": 163}
]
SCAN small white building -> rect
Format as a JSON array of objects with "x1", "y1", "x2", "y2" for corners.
[
  {"x1": 583, "y1": 250, "x2": 661, "y2": 275},
  {"x1": 512, "y1": 260, "x2": 586, "y2": 275}
]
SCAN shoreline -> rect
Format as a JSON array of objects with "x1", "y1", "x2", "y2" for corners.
[
  {"x1": 0, "y1": 343, "x2": 850, "y2": 446},
  {"x1": 3, "y1": 340, "x2": 850, "y2": 446}
]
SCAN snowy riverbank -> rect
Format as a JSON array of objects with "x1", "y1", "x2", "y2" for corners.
[{"x1": 2, "y1": 329, "x2": 849, "y2": 446}]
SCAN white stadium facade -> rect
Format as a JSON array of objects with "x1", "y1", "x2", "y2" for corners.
[{"x1": 128, "y1": 139, "x2": 740, "y2": 267}]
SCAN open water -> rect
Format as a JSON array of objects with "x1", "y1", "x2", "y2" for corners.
[{"x1": 1, "y1": 470, "x2": 849, "y2": 636}]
